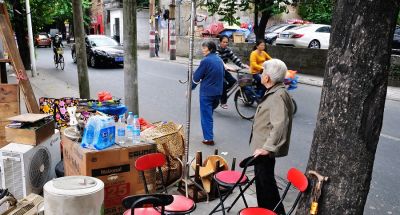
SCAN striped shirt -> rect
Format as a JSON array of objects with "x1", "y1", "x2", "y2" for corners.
[{"x1": 216, "y1": 46, "x2": 245, "y2": 68}]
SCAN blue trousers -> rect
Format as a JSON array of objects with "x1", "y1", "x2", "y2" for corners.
[
  {"x1": 200, "y1": 95, "x2": 220, "y2": 141},
  {"x1": 253, "y1": 74, "x2": 266, "y2": 97}
]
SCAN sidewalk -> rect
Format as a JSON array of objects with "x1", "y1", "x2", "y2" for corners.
[{"x1": 139, "y1": 50, "x2": 400, "y2": 102}]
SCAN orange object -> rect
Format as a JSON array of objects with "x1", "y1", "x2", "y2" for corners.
[
  {"x1": 286, "y1": 70, "x2": 297, "y2": 79},
  {"x1": 139, "y1": 118, "x2": 155, "y2": 131},
  {"x1": 97, "y1": 91, "x2": 113, "y2": 102}
]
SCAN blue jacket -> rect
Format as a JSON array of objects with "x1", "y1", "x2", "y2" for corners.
[{"x1": 192, "y1": 53, "x2": 224, "y2": 96}]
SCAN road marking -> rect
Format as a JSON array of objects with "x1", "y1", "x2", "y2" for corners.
[{"x1": 380, "y1": 133, "x2": 400, "y2": 142}]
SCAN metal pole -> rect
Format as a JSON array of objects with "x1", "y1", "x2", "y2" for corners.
[
  {"x1": 182, "y1": 0, "x2": 196, "y2": 198},
  {"x1": 25, "y1": 0, "x2": 36, "y2": 77}
]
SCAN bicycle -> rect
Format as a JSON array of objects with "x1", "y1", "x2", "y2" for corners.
[
  {"x1": 54, "y1": 47, "x2": 65, "y2": 70},
  {"x1": 226, "y1": 68, "x2": 297, "y2": 120}
]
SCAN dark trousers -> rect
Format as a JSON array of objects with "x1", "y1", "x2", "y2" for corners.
[
  {"x1": 254, "y1": 156, "x2": 285, "y2": 214},
  {"x1": 253, "y1": 74, "x2": 267, "y2": 97},
  {"x1": 220, "y1": 71, "x2": 237, "y2": 104},
  {"x1": 200, "y1": 95, "x2": 220, "y2": 140}
]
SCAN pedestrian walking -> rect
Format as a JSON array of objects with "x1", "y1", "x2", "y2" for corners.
[
  {"x1": 250, "y1": 59, "x2": 294, "y2": 214},
  {"x1": 249, "y1": 40, "x2": 272, "y2": 96},
  {"x1": 192, "y1": 41, "x2": 224, "y2": 146},
  {"x1": 155, "y1": 31, "x2": 160, "y2": 57},
  {"x1": 216, "y1": 35, "x2": 249, "y2": 109}
]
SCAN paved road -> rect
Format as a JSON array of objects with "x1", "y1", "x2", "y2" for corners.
[{"x1": 33, "y1": 47, "x2": 400, "y2": 214}]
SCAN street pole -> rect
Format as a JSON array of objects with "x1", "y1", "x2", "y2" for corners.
[
  {"x1": 72, "y1": 0, "x2": 90, "y2": 99},
  {"x1": 123, "y1": 0, "x2": 139, "y2": 114},
  {"x1": 169, "y1": 0, "x2": 176, "y2": 60},
  {"x1": 149, "y1": 0, "x2": 155, "y2": 57},
  {"x1": 25, "y1": 0, "x2": 36, "y2": 77}
]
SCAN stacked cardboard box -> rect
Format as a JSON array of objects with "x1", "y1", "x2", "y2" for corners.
[{"x1": 62, "y1": 135, "x2": 157, "y2": 215}]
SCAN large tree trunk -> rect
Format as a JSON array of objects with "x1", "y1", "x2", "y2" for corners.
[
  {"x1": 13, "y1": 0, "x2": 31, "y2": 70},
  {"x1": 296, "y1": 0, "x2": 399, "y2": 214},
  {"x1": 72, "y1": 0, "x2": 90, "y2": 99},
  {"x1": 255, "y1": 11, "x2": 270, "y2": 41},
  {"x1": 123, "y1": 0, "x2": 139, "y2": 114}
]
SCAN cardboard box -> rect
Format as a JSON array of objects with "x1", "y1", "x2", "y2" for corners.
[
  {"x1": 62, "y1": 135, "x2": 157, "y2": 215},
  {"x1": 0, "y1": 84, "x2": 20, "y2": 148},
  {"x1": 5, "y1": 114, "x2": 55, "y2": 146},
  {"x1": 233, "y1": 33, "x2": 245, "y2": 43}
]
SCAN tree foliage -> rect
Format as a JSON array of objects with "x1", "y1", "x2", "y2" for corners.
[{"x1": 298, "y1": 0, "x2": 333, "y2": 24}]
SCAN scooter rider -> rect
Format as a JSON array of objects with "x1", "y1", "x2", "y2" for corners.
[{"x1": 217, "y1": 35, "x2": 249, "y2": 109}]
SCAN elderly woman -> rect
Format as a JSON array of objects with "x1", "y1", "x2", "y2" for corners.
[
  {"x1": 192, "y1": 40, "x2": 224, "y2": 146},
  {"x1": 250, "y1": 59, "x2": 294, "y2": 213}
]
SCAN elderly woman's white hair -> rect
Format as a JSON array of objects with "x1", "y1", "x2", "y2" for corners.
[{"x1": 262, "y1": 59, "x2": 287, "y2": 83}]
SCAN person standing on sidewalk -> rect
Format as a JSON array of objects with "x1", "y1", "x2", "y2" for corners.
[
  {"x1": 192, "y1": 41, "x2": 224, "y2": 146},
  {"x1": 250, "y1": 59, "x2": 294, "y2": 214},
  {"x1": 217, "y1": 35, "x2": 249, "y2": 109},
  {"x1": 155, "y1": 31, "x2": 160, "y2": 57}
]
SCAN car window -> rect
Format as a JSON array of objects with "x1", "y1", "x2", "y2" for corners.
[
  {"x1": 266, "y1": 24, "x2": 286, "y2": 33},
  {"x1": 316, "y1": 27, "x2": 330, "y2": 33},
  {"x1": 38, "y1": 35, "x2": 48, "y2": 39},
  {"x1": 284, "y1": 25, "x2": 297, "y2": 31},
  {"x1": 88, "y1": 37, "x2": 119, "y2": 47}
]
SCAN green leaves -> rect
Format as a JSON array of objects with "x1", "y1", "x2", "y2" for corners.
[{"x1": 298, "y1": 0, "x2": 333, "y2": 24}]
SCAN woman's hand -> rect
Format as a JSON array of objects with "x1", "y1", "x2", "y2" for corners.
[{"x1": 253, "y1": 149, "x2": 269, "y2": 157}]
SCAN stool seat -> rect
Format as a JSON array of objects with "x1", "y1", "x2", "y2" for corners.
[
  {"x1": 215, "y1": 170, "x2": 248, "y2": 185},
  {"x1": 239, "y1": 207, "x2": 276, "y2": 215},
  {"x1": 165, "y1": 195, "x2": 195, "y2": 212},
  {"x1": 123, "y1": 208, "x2": 160, "y2": 215}
]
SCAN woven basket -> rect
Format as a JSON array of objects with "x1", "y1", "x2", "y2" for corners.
[
  {"x1": 141, "y1": 122, "x2": 185, "y2": 186},
  {"x1": 238, "y1": 73, "x2": 253, "y2": 87}
]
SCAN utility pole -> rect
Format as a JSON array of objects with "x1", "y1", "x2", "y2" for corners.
[
  {"x1": 123, "y1": 0, "x2": 139, "y2": 114},
  {"x1": 72, "y1": 0, "x2": 90, "y2": 99},
  {"x1": 169, "y1": 0, "x2": 176, "y2": 60},
  {"x1": 25, "y1": 0, "x2": 36, "y2": 77},
  {"x1": 149, "y1": 0, "x2": 156, "y2": 57}
]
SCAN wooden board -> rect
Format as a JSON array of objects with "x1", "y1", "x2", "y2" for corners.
[
  {"x1": 0, "y1": 59, "x2": 11, "y2": 63},
  {"x1": 0, "y1": 3, "x2": 39, "y2": 113},
  {"x1": 0, "y1": 84, "x2": 19, "y2": 103},
  {"x1": 8, "y1": 113, "x2": 50, "y2": 123}
]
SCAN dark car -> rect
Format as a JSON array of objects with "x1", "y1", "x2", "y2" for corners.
[
  {"x1": 71, "y1": 35, "x2": 124, "y2": 68},
  {"x1": 35, "y1": 33, "x2": 52, "y2": 48},
  {"x1": 393, "y1": 27, "x2": 400, "y2": 54}
]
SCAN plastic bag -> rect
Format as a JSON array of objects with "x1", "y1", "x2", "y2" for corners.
[{"x1": 81, "y1": 115, "x2": 116, "y2": 150}]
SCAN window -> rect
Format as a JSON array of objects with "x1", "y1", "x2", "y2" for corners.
[{"x1": 316, "y1": 27, "x2": 330, "y2": 33}]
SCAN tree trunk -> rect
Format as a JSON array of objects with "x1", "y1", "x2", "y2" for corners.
[
  {"x1": 123, "y1": 0, "x2": 139, "y2": 114},
  {"x1": 296, "y1": 0, "x2": 399, "y2": 214},
  {"x1": 13, "y1": 0, "x2": 31, "y2": 70},
  {"x1": 72, "y1": 0, "x2": 90, "y2": 99},
  {"x1": 253, "y1": 0, "x2": 259, "y2": 37},
  {"x1": 256, "y1": 11, "x2": 270, "y2": 41}
]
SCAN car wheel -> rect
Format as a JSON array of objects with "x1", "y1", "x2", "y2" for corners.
[
  {"x1": 308, "y1": 40, "x2": 321, "y2": 49},
  {"x1": 90, "y1": 55, "x2": 97, "y2": 68},
  {"x1": 72, "y1": 52, "x2": 77, "y2": 63}
]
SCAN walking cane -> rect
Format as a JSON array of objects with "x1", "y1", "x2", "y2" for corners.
[{"x1": 308, "y1": 170, "x2": 328, "y2": 215}]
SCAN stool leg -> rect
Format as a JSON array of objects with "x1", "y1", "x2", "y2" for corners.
[
  {"x1": 239, "y1": 186, "x2": 248, "y2": 208},
  {"x1": 209, "y1": 184, "x2": 226, "y2": 215}
]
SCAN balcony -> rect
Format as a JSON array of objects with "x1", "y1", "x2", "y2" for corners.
[{"x1": 104, "y1": 0, "x2": 122, "y2": 10}]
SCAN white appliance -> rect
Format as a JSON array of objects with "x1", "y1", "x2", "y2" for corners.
[
  {"x1": 0, "y1": 131, "x2": 61, "y2": 201},
  {"x1": 44, "y1": 176, "x2": 104, "y2": 215},
  {"x1": 1, "y1": 193, "x2": 44, "y2": 215}
]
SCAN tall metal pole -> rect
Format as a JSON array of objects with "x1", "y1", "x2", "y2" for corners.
[
  {"x1": 183, "y1": 0, "x2": 196, "y2": 197},
  {"x1": 25, "y1": 0, "x2": 36, "y2": 77},
  {"x1": 149, "y1": 0, "x2": 156, "y2": 57},
  {"x1": 169, "y1": 0, "x2": 176, "y2": 60}
]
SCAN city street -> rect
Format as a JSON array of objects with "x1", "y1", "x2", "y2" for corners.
[{"x1": 32, "y1": 47, "x2": 400, "y2": 214}]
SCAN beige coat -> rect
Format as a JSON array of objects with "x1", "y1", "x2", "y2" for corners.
[{"x1": 250, "y1": 83, "x2": 294, "y2": 157}]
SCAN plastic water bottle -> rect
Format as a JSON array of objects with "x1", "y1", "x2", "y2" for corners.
[
  {"x1": 116, "y1": 115, "x2": 126, "y2": 145},
  {"x1": 133, "y1": 115, "x2": 141, "y2": 144},
  {"x1": 126, "y1": 112, "x2": 134, "y2": 141}
]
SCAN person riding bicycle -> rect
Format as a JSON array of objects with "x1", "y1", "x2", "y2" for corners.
[
  {"x1": 249, "y1": 40, "x2": 272, "y2": 97},
  {"x1": 53, "y1": 34, "x2": 64, "y2": 63},
  {"x1": 217, "y1": 35, "x2": 249, "y2": 109}
]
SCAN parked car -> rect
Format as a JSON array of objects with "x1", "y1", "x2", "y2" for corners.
[
  {"x1": 275, "y1": 24, "x2": 331, "y2": 49},
  {"x1": 71, "y1": 35, "x2": 124, "y2": 68},
  {"x1": 34, "y1": 33, "x2": 51, "y2": 48},
  {"x1": 392, "y1": 27, "x2": 400, "y2": 54},
  {"x1": 265, "y1": 24, "x2": 298, "y2": 44}
]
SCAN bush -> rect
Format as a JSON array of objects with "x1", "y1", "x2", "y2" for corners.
[{"x1": 298, "y1": 0, "x2": 333, "y2": 24}]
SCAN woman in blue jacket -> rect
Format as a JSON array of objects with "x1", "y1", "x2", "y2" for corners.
[{"x1": 192, "y1": 41, "x2": 224, "y2": 145}]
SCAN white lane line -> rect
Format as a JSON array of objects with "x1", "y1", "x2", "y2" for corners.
[{"x1": 381, "y1": 133, "x2": 400, "y2": 142}]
